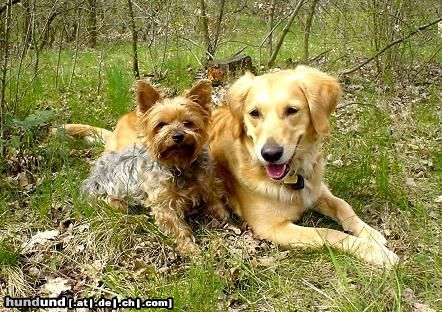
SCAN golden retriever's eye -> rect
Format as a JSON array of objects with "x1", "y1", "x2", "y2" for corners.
[
  {"x1": 249, "y1": 109, "x2": 261, "y2": 119},
  {"x1": 183, "y1": 120, "x2": 194, "y2": 127},
  {"x1": 286, "y1": 107, "x2": 299, "y2": 116}
]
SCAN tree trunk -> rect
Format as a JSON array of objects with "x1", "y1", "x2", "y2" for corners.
[
  {"x1": 127, "y1": 0, "x2": 139, "y2": 79},
  {"x1": 268, "y1": 0, "x2": 305, "y2": 68},
  {"x1": 302, "y1": 0, "x2": 319, "y2": 63},
  {"x1": 267, "y1": 0, "x2": 276, "y2": 57},
  {"x1": 199, "y1": 0, "x2": 213, "y2": 61},
  {"x1": 0, "y1": 0, "x2": 12, "y2": 155},
  {"x1": 87, "y1": 0, "x2": 97, "y2": 47},
  {"x1": 23, "y1": 0, "x2": 33, "y2": 46},
  {"x1": 212, "y1": 0, "x2": 226, "y2": 54}
]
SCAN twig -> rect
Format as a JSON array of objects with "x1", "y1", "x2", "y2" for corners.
[
  {"x1": 267, "y1": 0, "x2": 306, "y2": 68},
  {"x1": 0, "y1": 0, "x2": 20, "y2": 15},
  {"x1": 308, "y1": 49, "x2": 330, "y2": 63},
  {"x1": 232, "y1": 47, "x2": 247, "y2": 57},
  {"x1": 336, "y1": 101, "x2": 383, "y2": 114},
  {"x1": 178, "y1": 36, "x2": 214, "y2": 60},
  {"x1": 68, "y1": 9, "x2": 81, "y2": 88},
  {"x1": 258, "y1": 12, "x2": 290, "y2": 66},
  {"x1": 97, "y1": 51, "x2": 103, "y2": 95},
  {"x1": 411, "y1": 45, "x2": 442, "y2": 83},
  {"x1": 182, "y1": 41, "x2": 204, "y2": 68},
  {"x1": 302, "y1": 278, "x2": 334, "y2": 301},
  {"x1": 340, "y1": 16, "x2": 442, "y2": 76}
]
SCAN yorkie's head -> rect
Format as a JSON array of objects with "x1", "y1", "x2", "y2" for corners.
[{"x1": 136, "y1": 80, "x2": 212, "y2": 169}]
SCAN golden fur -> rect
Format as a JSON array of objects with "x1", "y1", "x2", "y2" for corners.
[{"x1": 209, "y1": 66, "x2": 398, "y2": 267}]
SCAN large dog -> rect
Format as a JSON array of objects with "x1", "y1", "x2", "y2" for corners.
[{"x1": 208, "y1": 66, "x2": 398, "y2": 267}]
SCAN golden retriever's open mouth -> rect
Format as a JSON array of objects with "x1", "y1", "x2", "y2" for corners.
[
  {"x1": 265, "y1": 163, "x2": 290, "y2": 180},
  {"x1": 264, "y1": 136, "x2": 302, "y2": 180}
]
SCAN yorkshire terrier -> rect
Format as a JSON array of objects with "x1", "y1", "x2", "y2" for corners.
[{"x1": 81, "y1": 80, "x2": 229, "y2": 255}]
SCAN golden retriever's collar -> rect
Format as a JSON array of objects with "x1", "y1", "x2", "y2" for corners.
[{"x1": 283, "y1": 174, "x2": 305, "y2": 190}]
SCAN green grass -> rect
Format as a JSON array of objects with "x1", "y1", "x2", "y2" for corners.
[
  {"x1": 0, "y1": 9, "x2": 441, "y2": 312},
  {"x1": 0, "y1": 241, "x2": 20, "y2": 267}
]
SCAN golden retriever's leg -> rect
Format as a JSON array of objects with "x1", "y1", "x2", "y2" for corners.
[
  {"x1": 315, "y1": 184, "x2": 387, "y2": 245},
  {"x1": 251, "y1": 220, "x2": 398, "y2": 267}
]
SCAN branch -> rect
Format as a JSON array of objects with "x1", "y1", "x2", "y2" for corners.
[
  {"x1": 340, "y1": 16, "x2": 442, "y2": 76},
  {"x1": 267, "y1": 0, "x2": 305, "y2": 68},
  {"x1": 0, "y1": 0, "x2": 19, "y2": 15},
  {"x1": 212, "y1": 0, "x2": 226, "y2": 52}
]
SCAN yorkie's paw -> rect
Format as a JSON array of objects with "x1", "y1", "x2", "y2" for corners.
[
  {"x1": 176, "y1": 239, "x2": 201, "y2": 256},
  {"x1": 207, "y1": 202, "x2": 229, "y2": 224}
]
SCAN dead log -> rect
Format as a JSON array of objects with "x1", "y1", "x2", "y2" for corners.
[{"x1": 206, "y1": 55, "x2": 253, "y2": 85}]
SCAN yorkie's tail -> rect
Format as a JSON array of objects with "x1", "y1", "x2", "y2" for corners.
[{"x1": 51, "y1": 124, "x2": 112, "y2": 145}]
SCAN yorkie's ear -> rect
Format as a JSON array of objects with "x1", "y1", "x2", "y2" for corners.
[
  {"x1": 136, "y1": 80, "x2": 162, "y2": 115},
  {"x1": 185, "y1": 80, "x2": 212, "y2": 110}
]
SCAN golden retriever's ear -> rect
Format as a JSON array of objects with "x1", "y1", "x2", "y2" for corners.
[
  {"x1": 226, "y1": 72, "x2": 255, "y2": 138},
  {"x1": 185, "y1": 79, "x2": 212, "y2": 110},
  {"x1": 297, "y1": 66, "x2": 341, "y2": 136},
  {"x1": 136, "y1": 80, "x2": 162, "y2": 114}
]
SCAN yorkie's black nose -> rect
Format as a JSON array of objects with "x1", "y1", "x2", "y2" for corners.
[
  {"x1": 261, "y1": 144, "x2": 284, "y2": 162},
  {"x1": 172, "y1": 131, "x2": 185, "y2": 144}
]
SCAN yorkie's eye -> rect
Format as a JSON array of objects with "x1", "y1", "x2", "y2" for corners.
[
  {"x1": 249, "y1": 109, "x2": 260, "y2": 119},
  {"x1": 183, "y1": 120, "x2": 194, "y2": 128},
  {"x1": 156, "y1": 122, "x2": 166, "y2": 129},
  {"x1": 286, "y1": 106, "x2": 299, "y2": 116}
]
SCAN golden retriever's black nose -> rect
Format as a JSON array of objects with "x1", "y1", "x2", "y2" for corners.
[
  {"x1": 172, "y1": 132, "x2": 185, "y2": 144},
  {"x1": 261, "y1": 144, "x2": 283, "y2": 162}
]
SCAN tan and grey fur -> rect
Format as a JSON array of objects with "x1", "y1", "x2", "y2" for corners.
[{"x1": 82, "y1": 80, "x2": 228, "y2": 255}]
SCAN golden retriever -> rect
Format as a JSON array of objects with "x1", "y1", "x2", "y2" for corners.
[{"x1": 209, "y1": 66, "x2": 398, "y2": 267}]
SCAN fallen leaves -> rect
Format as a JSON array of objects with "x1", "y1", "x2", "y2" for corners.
[
  {"x1": 41, "y1": 277, "x2": 71, "y2": 297},
  {"x1": 22, "y1": 230, "x2": 60, "y2": 254}
]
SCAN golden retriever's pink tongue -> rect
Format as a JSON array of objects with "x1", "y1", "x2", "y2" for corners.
[{"x1": 266, "y1": 164, "x2": 288, "y2": 180}]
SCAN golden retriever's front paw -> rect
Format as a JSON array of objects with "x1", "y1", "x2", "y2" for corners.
[
  {"x1": 356, "y1": 226, "x2": 388, "y2": 246},
  {"x1": 358, "y1": 241, "x2": 399, "y2": 268}
]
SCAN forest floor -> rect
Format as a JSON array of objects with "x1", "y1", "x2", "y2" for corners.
[{"x1": 0, "y1": 42, "x2": 441, "y2": 311}]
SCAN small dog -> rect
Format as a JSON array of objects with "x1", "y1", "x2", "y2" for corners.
[{"x1": 81, "y1": 80, "x2": 229, "y2": 255}]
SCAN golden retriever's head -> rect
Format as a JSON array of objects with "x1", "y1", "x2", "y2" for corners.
[{"x1": 226, "y1": 66, "x2": 341, "y2": 180}]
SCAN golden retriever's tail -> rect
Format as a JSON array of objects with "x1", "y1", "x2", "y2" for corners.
[{"x1": 51, "y1": 124, "x2": 112, "y2": 145}]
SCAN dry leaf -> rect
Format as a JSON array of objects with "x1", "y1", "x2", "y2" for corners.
[
  {"x1": 22, "y1": 230, "x2": 60, "y2": 253},
  {"x1": 412, "y1": 302, "x2": 436, "y2": 312},
  {"x1": 227, "y1": 225, "x2": 242, "y2": 235},
  {"x1": 17, "y1": 172, "x2": 29, "y2": 188},
  {"x1": 258, "y1": 255, "x2": 276, "y2": 267},
  {"x1": 405, "y1": 177, "x2": 417, "y2": 188},
  {"x1": 41, "y1": 277, "x2": 71, "y2": 297}
]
